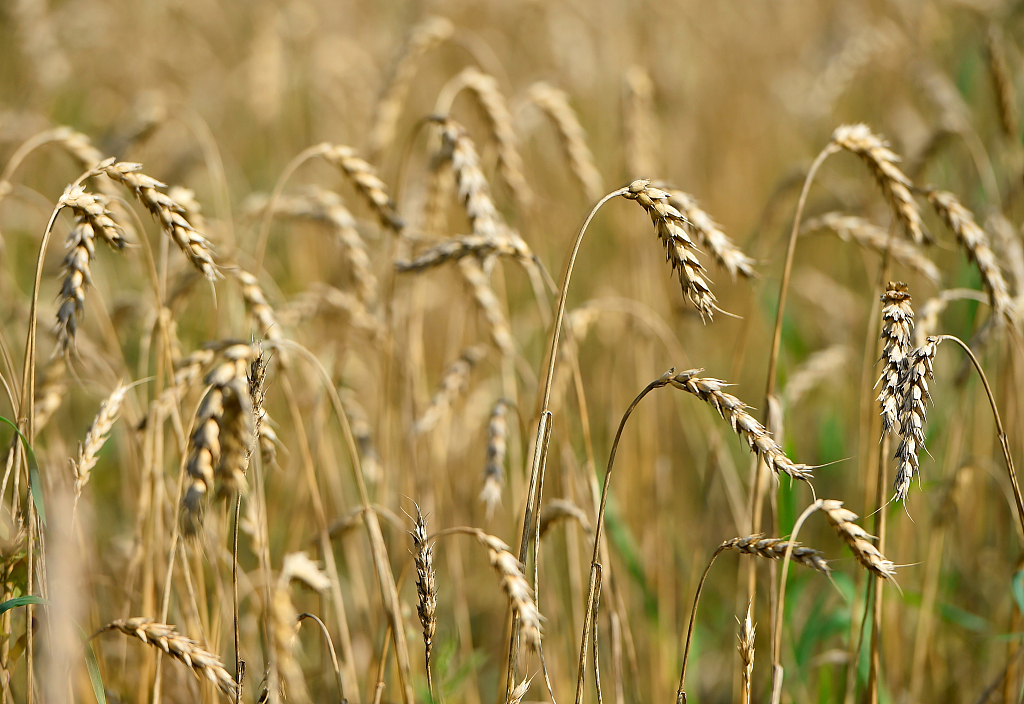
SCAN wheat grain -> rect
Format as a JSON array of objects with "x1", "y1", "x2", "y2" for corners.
[
  {"x1": 279, "y1": 283, "x2": 383, "y2": 339},
  {"x1": 820, "y1": 500, "x2": 896, "y2": 579},
  {"x1": 719, "y1": 534, "x2": 830, "y2": 573},
  {"x1": 396, "y1": 232, "x2": 535, "y2": 272},
  {"x1": 664, "y1": 188, "x2": 756, "y2": 280},
  {"x1": 926, "y1": 189, "x2": 1014, "y2": 324},
  {"x1": 667, "y1": 369, "x2": 812, "y2": 481},
  {"x1": 624, "y1": 180, "x2": 716, "y2": 320},
  {"x1": 524, "y1": 81, "x2": 603, "y2": 202},
  {"x1": 830, "y1": 124, "x2": 929, "y2": 245},
  {"x1": 803, "y1": 212, "x2": 940, "y2": 284},
  {"x1": 234, "y1": 270, "x2": 283, "y2": 345},
  {"x1": 100, "y1": 618, "x2": 237, "y2": 700},
  {"x1": 877, "y1": 282, "x2": 914, "y2": 437}
]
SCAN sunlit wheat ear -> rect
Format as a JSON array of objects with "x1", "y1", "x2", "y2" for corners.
[
  {"x1": 168, "y1": 186, "x2": 206, "y2": 231},
  {"x1": 830, "y1": 124, "x2": 929, "y2": 245},
  {"x1": 414, "y1": 345, "x2": 487, "y2": 434},
  {"x1": 667, "y1": 369, "x2": 812, "y2": 481},
  {"x1": 802, "y1": 212, "x2": 940, "y2": 284},
  {"x1": 458, "y1": 258, "x2": 516, "y2": 358},
  {"x1": 737, "y1": 604, "x2": 755, "y2": 704},
  {"x1": 719, "y1": 534, "x2": 830, "y2": 573},
  {"x1": 98, "y1": 618, "x2": 237, "y2": 700},
  {"x1": 538, "y1": 499, "x2": 592, "y2": 538},
  {"x1": 247, "y1": 346, "x2": 278, "y2": 467},
  {"x1": 234, "y1": 270, "x2": 283, "y2": 347},
  {"x1": 472, "y1": 530, "x2": 542, "y2": 650},
  {"x1": 454, "y1": 66, "x2": 532, "y2": 209},
  {"x1": 986, "y1": 24, "x2": 1019, "y2": 140},
  {"x1": 410, "y1": 507, "x2": 437, "y2": 689},
  {"x1": 55, "y1": 185, "x2": 128, "y2": 352},
  {"x1": 623, "y1": 180, "x2": 716, "y2": 320},
  {"x1": 279, "y1": 283, "x2": 383, "y2": 339},
  {"x1": 509, "y1": 676, "x2": 532, "y2": 704},
  {"x1": 181, "y1": 343, "x2": 255, "y2": 536},
  {"x1": 72, "y1": 381, "x2": 128, "y2": 509},
  {"x1": 524, "y1": 81, "x2": 603, "y2": 203},
  {"x1": 876, "y1": 282, "x2": 914, "y2": 437},
  {"x1": 820, "y1": 500, "x2": 896, "y2": 579},
  {"x1": 273, "y1": 553, "x2": 331, "y2": 704},
  {"x1": 663, "y1": 188, "x2": 756, "y2": 280},
  {"x1": 894, "y1": 336, "x2": 938, "y2": 503},
  {"x1": 623, "y1": 66, "x2": 656, "y2": 177},
  {"x1": 368, "y1": 15, "x2": 454, "y2": 157},
  {"x1": 96, "y1": 160, "x2": 219, "y2": 280},
  {"x1": 318, "y1": 144, "x2": 404, "y2": 230},
  {"x1": 925, "y1": 189, "x2": 1014, "y2": 324},
  {"x1": 480, "y1": 398, "x2": 508, "y2": 517}
]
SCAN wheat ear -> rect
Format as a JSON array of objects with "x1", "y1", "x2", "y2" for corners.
[
  {"x1": 893, "y1": 337, "x2": 937, "y2": 503},
  {"x1": 410, "y1": 507, "x2": 437, "y2": 693},
  {"x1": 72, "y1": 381, "x2": 128, "y2": 510},
  {"x1": 986, "y1": 24, "x2": 1019, "y2": 140},
  {"x1": 663, "y1": 188, "x2": 756, "y2": 280},
  {"x1": 319, "y1": 144, "x2": 404, "y2": 230},
  {"x1": 820, "y1": 500, "x2": 896, "y2": 579},
  {"x1": 876, "y1": 282, "x2": 914, "y2": 437},
  {"x1": 481, "y1": 398, "x2": 509, "y2": 517},
  {"x1": 524, "y1": 81, "x2": 603, "y2": 202},
  {"x1": 737, "y1": 604, "x2": 755, "y2": 704},
  {"x1": 413, "y1": 345, "x2": 486, "y2": 433}
]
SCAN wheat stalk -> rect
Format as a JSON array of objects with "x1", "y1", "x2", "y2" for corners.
[
  {"x1": 524, "y1": 81, "x2": 603, "y2": 202},
  {"x1": 830, "y1": 124, "x2": 929, "y2": 245},
  {"x1": 272, "y1": 553, "x2": 331, "y2": 703},
  {"x1": 623, "y1": 180, "x2": 716, "y2": 320},
  {"x1": 802, "y1": 212, "x2": 940, "y2": 284},
  {"x1": 98, "y1": 618, "x2": 237, "y2": 700},
  {"x1": 319, "y1": 144, "x2": 404, "y2": 230}
]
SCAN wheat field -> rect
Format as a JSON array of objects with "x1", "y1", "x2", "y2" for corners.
[{"x1": 0, "y1": 2, "x2": 1023, "y2": 703}]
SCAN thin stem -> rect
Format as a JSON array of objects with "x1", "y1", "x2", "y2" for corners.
[
  {"x1": 576, "y1": 373, "x2": 671, "y2": 704},
  {"x1": 769, "y1": 499, "x2": 825, "y2": 704},
  {"x1": 233, "y1": 492, "x2": 243, "y2": 704},
  {"x1": 297, "y1": 613, "x2": 344, "y2": 703},
  {"x1": 677, "y1": 547, "x2": 726, "y2": 704},
  {"x1": 253, "y1": 144, "x2": 327, "y2": 273}
]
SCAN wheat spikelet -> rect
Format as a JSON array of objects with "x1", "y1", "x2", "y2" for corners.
[
  {"x1": 60, "y1": 184, "x2": 129, "y2": 247},
  {"x1": 894, "y1": 336, "x2": 939, "y2": 503},
  {"x1": 368, "y1": 16, "x2": 454, "y2": 157},
  {"x1": 168, "y1": 186, "x2": 206, "y2": 231},
  {"x1": 414, "y1": 345, "x2": 486, "y2": 434},
  {"x1": 72, "y1": 381, "x2": 128, "y2": 503},
  {"x1": 34, "y1": 357, "x2": 67, "y2": 430},
  {"x1": 410, "y1": 506, "x2": 437, "y2": 683},
  {"x1": 97, "y1": 160, "x2": 219, "y2": 280},
  {"x1": 234, "y1": 270, "x2": 283, "y2": 345},
  {"x1": 480, "y1": 399, "x2": 508, "y2": 517},
  {"x1": 510, "y1": 677, "x2": 532, "y2": 704},
  {"x1": 830, "y1": 124, "x2": 929, "y2": 245},
  {"x1": 926, "y1": 189, "x2": 1014, "y2": 324},
  {"x1": 181, "y1": 344, "x2": 255, "y2": 535},
  {"x1": 538, "y1": 499, "x2": 592, "y2": 538},
  {"x1": 100, "y1": 618, "x2": 237, "y2": 699},
  {"x1": 667, "y1": 369, "x2": 812, "y2": 481},
  {"x1": 524, "y1": 81, "x2": 603, "y2": 202},
  {"x1": 624, "y1": 180, "x2": 716, "y2": 320},
  {"x1": 318, "y1": 143, "x2": 404, "y2": 230},
  {"x1": 663, "y1": 188, "x2": 756, "y2": 280},
  {"x1": 876, "y1": 282, "x2": 914, "y2": 437},
  {"x1": 803, "y1": 212, "x2": 940, "y2": 284},
  {"x1": 986, "y1": 24, "x2": 1019, "y2": 140},
  {"x1": 720, "y1": 534, "x2": 830, "y2": 573},
  {"x1": 471, "y1": 530, "x2": 542, "y2": 650},
  {"x1": 455, "y1": 66, "x2": 532, "y2": 209},
  {"x1": 737, "y1": 604, "x2": 755, "y2": 704},
  {"x1": 624, "y1": 66, "x2": 656, "y2": 177},
  {"x1": 820, "y1": 500, "x2": 896, "y2": 579}
]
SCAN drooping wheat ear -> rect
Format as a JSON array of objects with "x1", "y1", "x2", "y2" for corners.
[
  {"x1": 830, "y1": 124, "x2": 929, "y2": 245},
  {"x1": 524, "y1": 81, "x2": 603, "y2": 202},
  {"x1": 34, "y1": 356, "x2": 67, "y2": 431},
  {"x1": 667, "y1": 369, "x2": 813, "y2": 481},
  {"x1": 414, "y1": 345, "x2": 487, "y2": 434},
  {"x1": 538, "y1": 499, "x2": 592, "y2": 538},
  {"x1": 279, "y1": 283, "x2": 383, "y2": 339},
  {"x1": 181, "y1": 344, "x2": 255, "y2": 535},
  {"x1": 455, "y1": 67, "x2": 532, "y2": 209},
  {"x1": 663, "y1": 188, "x2": 756, "y2": 280},
  {"x1": 820, "y1": 500, "x2": 896, "y2": 579},
  {"x1": 458, "y1": 258, "x2": 516, "y2": 358},
  {"x1": 396, "y1": 233, "x2": 535, "y2": 272},
  {"x1": 623, "y1": 180, "x2": 716, "y2": 320},
  {"x1": 340, "y1": 391, "x2": 382, "y2": 485},
  {"x1": 913, "y1": 289, "x2": 989, "y2": 348},
  {"x1": 72, "y1": 381, "x2": 128, "y2": 506},
  {"x1": 737, "y1": 604, "x2": 755, "y2": 704},
  {"x1": 168, "y1": 186, "x2": 207, "y2": 231},
  {"x1": 802, "y1": 212, "x2": 940, "y2": 284},
  {"x1": 234, "y1": 270, "x2": 283, "y2": 346},
  {"x1": 719, "y1": 534, "x2": 830, "y2": 573},
  {"x1": 986, "y1": 24, "x2": 1019, "y2": 140},
  {"x1": 623, "y1": 66, "x2": 656, "y2": 177},
  {"x1": 272, "y1": 553, "x2": 331, "y2": 704},
  {"x1": 97, "y1": 160, "x2": 219, "y2": 280},
  {"x1": 925, "y1": 189, "x2": 1014, "y2": 324},
  {"x1": 318, "y1": 144, "x2": 404, "y2": 230},
  {"x1": 877, "y1": 282, "x2": 914, "y2": 437},
  {"x1": 99, "y1": 618, "x2": 237, "y2": 700},
  {"x1": 471, "y1": 530, "x2": 542, "y2": 650},
  {"x1": 55, "y1": 185, "x2": 128, "y2": 352},
  {"x1": 368, "y1": 15, "x2": 454, "y2": 157},
  {"x1": 783, "y1": 344, "x2": 851, "y2": 408},
  {"x1": 480, "y1": 399, "x2": 508, "y2": 517},
  {"x1": 509, "y1": 676, "x2": 532, "y2": 704},
  {"x1": 410, "y1": 506, "x2": 437, "y2": 689},
  {"x1": 987, "y1": 214, "x2": 1024, "y2": 308},
  {"x1": 894, "y1": 336, "x2": 939, "y2": 503}
]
